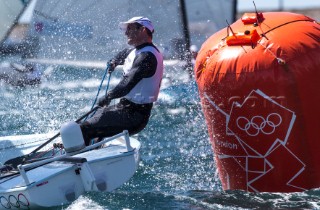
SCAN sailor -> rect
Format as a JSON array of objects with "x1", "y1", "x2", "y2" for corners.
[
  {"x1": 80, "y1": 16, "x2": 164, "y2": 145},
  {"x1": 190, "y1": 44, "x2": 198, "y2": 66}
]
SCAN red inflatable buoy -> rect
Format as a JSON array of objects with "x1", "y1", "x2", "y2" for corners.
[{"x1": 195, "y1": 12, "x2": 320, "y2": 192}]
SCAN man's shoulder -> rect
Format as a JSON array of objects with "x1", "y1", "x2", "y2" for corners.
[{"x1": 136, "y1": 43, "x2": 160, "y2": 53}]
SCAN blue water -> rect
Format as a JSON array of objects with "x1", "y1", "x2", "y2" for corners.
[{"x1": 1, "y1": 64, "x2": 320, "y2": 210}]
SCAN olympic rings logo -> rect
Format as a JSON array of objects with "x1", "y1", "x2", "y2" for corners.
[
  {"x1": 236, "y1": 113, "x2": 282, "y2": 136},
  {"x1": 0, "y1": 193, "x2": 29, "y2": 209}
]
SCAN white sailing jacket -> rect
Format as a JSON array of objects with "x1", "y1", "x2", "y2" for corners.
[{"x1": 123, "y1": 45, "x2": 163, "y2": 104}]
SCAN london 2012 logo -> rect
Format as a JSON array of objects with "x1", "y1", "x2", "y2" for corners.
[
  {"x1": 236, "y1": 113, "x2": 282, "y2": 137},
  {"x1": 204, "y1": 89, "x2": 306, "y2": 192},
  {"x1": 227, "y1": 89, "x2": 296, "y2": 156},
  {"x1": 0, "y1": 193, "x2": 29, "y2": 209}
]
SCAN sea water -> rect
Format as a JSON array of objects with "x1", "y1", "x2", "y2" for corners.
[{"x1": 0, "y1": 65, "x2": 319, "y2": 210}]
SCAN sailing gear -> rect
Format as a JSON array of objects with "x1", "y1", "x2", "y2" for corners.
[
  {"x1": 108, "y1": 48, "x2": 132, "y2": 73},
  {"x1": 104, "y1": 43, "x2": 163, "y2": 104},
  {"x1": 107, "y1": 61, "x2": 116, "y2": 73},
  {"x1": 122, "y1": 44, "x2": 163, "y2": 104},
  {"x1": 81, "y1": 43, "x2": 163, "y2": 144},
  {"x1": 80, "y1": 16, "x2": 162, "y2": 145},
  {"x1": 98, "y1": 95, "x2": 111, "y2": 107},
  {"x1": 81, "y1": 98, "x2": 152, "y2": 146},
  {"x1": 119, "y1": 16, "x2": 154, "y2": 33}
]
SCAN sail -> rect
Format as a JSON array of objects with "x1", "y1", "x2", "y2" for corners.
[
  {"x1": 0, "y1": 0, "x2": 26, "y2": 45},
  {"x1": 26, "y1": 0, "x2": 236, "y2": 63}
]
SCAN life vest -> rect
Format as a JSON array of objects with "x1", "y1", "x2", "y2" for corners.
[{"x1": 123, "y1": 45, "x2": 163, "y2": 104}]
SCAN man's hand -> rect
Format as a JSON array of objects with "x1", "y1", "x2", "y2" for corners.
[
  {"x1": 107, "y1": 48, "x2": 131, "y2": 73},
  {"x1": 107, "y1": 59, "x2": 117, "y2": 73},
  {"x1": 98, "y1": 95, "x2": 111, "y2": 107}
]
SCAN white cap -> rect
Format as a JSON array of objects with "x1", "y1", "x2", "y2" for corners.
[
  {"x1": 119, "y1": 16, "x2": 154, "y2": 33},
  {"x1": 190, "y1": 45, "x2": 198, "y2": 52}
]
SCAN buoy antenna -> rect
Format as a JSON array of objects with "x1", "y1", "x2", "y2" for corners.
[
  {"x1": 252, "y1": 1, "x2": 268, "y2": 39},
  {"x1": 253, "y1": 1, "x2": 263, "y2": 24},
  {"x1": 253, "y1": 1, "x2": 259, "y2": 17},
  {"x1": 226, "y1": 19, "x2": 235, "y2": 36}
]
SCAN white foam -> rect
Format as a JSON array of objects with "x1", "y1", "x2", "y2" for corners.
[{"x1": 65, "y1": 195, "x2": 105, "y2": 210}]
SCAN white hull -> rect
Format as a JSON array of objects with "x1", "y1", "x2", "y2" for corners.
[{"x1": 0, "y1": 132, "x2": 140, "y2": 209}]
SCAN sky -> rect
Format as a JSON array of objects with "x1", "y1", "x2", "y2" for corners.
[{"x1": 238, "y1": 0, "x2": 320, "y2": 11}]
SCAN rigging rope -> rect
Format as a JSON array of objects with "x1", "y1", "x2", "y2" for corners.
[{"x1": 84, "y1": 63, "x2": 112, "y2": 121}]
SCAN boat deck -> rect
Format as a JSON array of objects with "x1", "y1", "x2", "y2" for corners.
[{"x1": 0, "y1": 137, "x2": 139, "y2": 192}]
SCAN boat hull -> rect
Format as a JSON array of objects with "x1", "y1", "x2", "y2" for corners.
[{"x1": 0, "y1": 135, "x2": 140, "y2": 209}]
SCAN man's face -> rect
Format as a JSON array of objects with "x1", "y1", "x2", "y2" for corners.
[{"x1": 125, "y1": 23, "x2": 143, "y2": 46}]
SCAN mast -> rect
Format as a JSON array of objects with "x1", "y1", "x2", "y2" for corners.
[
  {"x1": 0, "y1": 1, "x2": 29, "y2": 45},
  {"x1": 179, "y1": 0, "x2": 193, "y2": 76},
  {"x1": 233, "y1": 0, "x2": 238, "y2": 22},
  {"x1": 279, "y1": 0, "x2": 284, "y2": 11}
]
